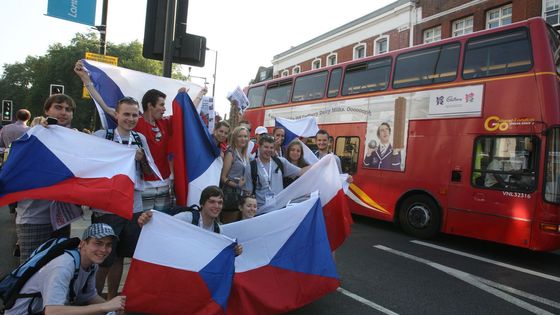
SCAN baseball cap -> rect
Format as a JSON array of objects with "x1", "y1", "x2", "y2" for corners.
[
  {"x1": 82, "y1": 223, "x2": 119, "y2": 240},
  {"x1": 255, "y1": 126, "x2": 267, "y2": 135}
]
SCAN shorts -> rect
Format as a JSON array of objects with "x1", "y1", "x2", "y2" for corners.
[
  {"x1": 141, "y1": 186, "x2": 172, "y2": 212},
  {"x1": 16, "y1": 223, "x2": 53, "y2": 263},
  {"x1": 91, "y1": 212, "x2": 142, "y2": 267}
]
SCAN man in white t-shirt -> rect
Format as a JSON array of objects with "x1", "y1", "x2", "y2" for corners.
[{"x1": 5, "y1": 223, "x2": 125, "y2": 315}]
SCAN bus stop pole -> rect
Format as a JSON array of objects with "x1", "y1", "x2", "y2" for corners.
[{"x1": 162, "y1": 0, "x2": 177, "y2": 78}]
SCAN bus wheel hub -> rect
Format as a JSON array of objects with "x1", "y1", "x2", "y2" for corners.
[{"x1": 408, "y1": 205, "x2": 430, "y2": 229}]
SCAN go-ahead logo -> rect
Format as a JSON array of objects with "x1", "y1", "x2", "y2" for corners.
[{"x1": 484, "y1": 116, "x2": 535, "y2": 131}]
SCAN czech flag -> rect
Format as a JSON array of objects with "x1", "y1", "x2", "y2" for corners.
[
  {"x1": 123, "y1": 211, "x2": 237, "y2": 315},
  {"x1": 171, "y1": 92, "x2": 222, "y2": 206},
  {"x1": 0, "y1": 125, "x2": 136, "y2": 219},
  {"x1": 275, "y1": 117, "x2": 319, "y2": 146},
  {"x1": 82, "y1": 60, "x2": 202, "y2": 128},
  {"x1": 259, "y1": 154, "x2": 352, "y2": 250},
  {"x1": 221, "y1": 196, "x2": 339, "y2": 314}
]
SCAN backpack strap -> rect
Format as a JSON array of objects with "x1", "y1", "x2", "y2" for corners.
[
  {"x1": 65, "y1": 249, "x2": 81, "y2": 304},
  {"x1": 105, "y1": 129, "x2": 115, "y2": 141},
  {"x1": 250, "y1": 159, "x2": 258, "y2": 196},
  {"x1": 271, "y1": 156, "x2": 284, "y2": 175}
]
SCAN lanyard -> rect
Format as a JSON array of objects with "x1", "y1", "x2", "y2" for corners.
[
  {"x1": 235, "y1": 149, "x2": 248, "y2": 167},
  {"x1": 258, "y1": 158, "x2": 273, "y2": 187},
  {"x1": 114, "y1": 129, "x2": 132, "y2": 148}
]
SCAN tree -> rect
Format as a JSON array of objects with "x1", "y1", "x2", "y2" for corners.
[{"x1": 0, "y1": 32, "x2": 188, "y2": 130}]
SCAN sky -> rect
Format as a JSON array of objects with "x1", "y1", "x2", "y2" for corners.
[{"x1": 0, "y1": 0, "x2": 395, "y2": 115}]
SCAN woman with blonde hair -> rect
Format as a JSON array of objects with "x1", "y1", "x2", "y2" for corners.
[{"x1": 220, "y1": 125, "x2": 249, "y2": 223}]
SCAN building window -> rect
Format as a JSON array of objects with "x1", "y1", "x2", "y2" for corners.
[
  {"x1": 486, "y1": 4, "x2": 512, "y2": 29},
  {"x1": 327, "y1": 53, "x2": 337, "y2": 66},
  {"x1": 312, "y1": 59, "x2": 321, "y2": 69},
  {"x1": 545, "y1": 0, "x2": 560, "y2": 26},
  {"x1": 452, "y1": 16, "x2": 474, "y2": 37},
  {"x1": 423, "y1": 26, "x2": 441, "y2": 44},
  {"x1": 374, "y1": 36, "x2": 389, "y2": 55},
  {"x1": 281, "y1": 70, "x2": 289, "y2": 77},
  {"x1": 292, "y1": 66, "x2": 301, "y2": 75},
  {"x1": 353, "y1": 43, "x2": 366, "y2": 60}
]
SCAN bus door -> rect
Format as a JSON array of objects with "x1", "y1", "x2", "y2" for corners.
[{"x1": 446, "y1": 136, "x2": 538, "y2": 247}]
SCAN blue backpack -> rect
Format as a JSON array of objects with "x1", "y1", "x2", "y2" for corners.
[{"x1": 0, "y1": 237, "x2": 86, "y2": 312}]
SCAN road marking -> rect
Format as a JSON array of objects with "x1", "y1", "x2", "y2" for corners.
[
  {"x1": 411, "y1": 240, "x2": 560, "y2": 283},
  {"x1": 474, "y1": 276, "x2": 560, "y2": 309},
  {"x1": 337, "y1": 287, "x2": 399, "y2": 315},
  {"x1": 374, "y1": 245, "x2": 555, "y2": 315}
]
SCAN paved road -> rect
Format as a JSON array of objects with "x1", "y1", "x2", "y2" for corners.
[
  {"x1": 290, "y1": 216, "x2": 560, "y2": 314},
  {"x1": 2, "y1": 208, "x2": 559, "y2": 314}
]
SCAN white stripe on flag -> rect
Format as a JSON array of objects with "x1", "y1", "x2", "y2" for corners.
[{"x1": 187, "y1": 157, "x2": 223, "y2": 206}]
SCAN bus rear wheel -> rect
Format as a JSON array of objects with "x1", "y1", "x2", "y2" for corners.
[{"x1": 399, "y1": 195, "x2": 440, "y2": 239}]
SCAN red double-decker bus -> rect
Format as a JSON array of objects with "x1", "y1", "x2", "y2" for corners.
[{"x1": 243, "y1": 18, "x2": 560, "y2": 251}]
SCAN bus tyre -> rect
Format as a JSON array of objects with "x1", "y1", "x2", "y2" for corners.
[{"x1": 399, "y1": 195, "x2": 441, "y2": 239}]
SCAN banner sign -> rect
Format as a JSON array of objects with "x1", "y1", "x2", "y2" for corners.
[{"x1": 47, "y1": 0, "x2": 97, "y2": 26}]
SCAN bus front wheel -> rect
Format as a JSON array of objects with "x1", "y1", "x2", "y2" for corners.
[{"x1": 399, "y1": 195, "x2": 441, "y2": 239}]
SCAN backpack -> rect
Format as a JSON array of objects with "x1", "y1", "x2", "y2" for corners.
[
  {"x1": 169, "y1": 205, "x2": 221, "y2": 233},
  {"x1": 0, "y1": 237, "x2": 89, "y2": 313},
  {"x1": 105, "y1": 129, "x2": 143, "y2": 149},
  {"x1": 249, "y1": 157, "x2": 284, "y2": 196}
]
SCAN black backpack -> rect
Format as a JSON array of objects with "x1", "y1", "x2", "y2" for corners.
[
  {"x1": 249, "y1": 157, "x2": 284, "y2": 196},
  {"x1": 0, "y1": 237, "x2": 93, "y2": 313},
  {"x1": 105, "y1": 129, "x2": 143, "y2": 148}
]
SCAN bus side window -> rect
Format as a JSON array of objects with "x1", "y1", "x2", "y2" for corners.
[
  {"x1": 292, "y1": 71, "x2": 328, "y2": 102},
  {"x1": 335, "y1": 136, "x2": 360, "y2": 174},
  {"x1": 328, "y1": 68, "x2": 342, "y2": 98},
  {"x1": 472, "y1": 136, "x2": 537, "y2": 192}
]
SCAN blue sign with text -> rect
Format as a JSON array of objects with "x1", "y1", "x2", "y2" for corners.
[{"x1": 47, "y1": 0, "x2": 97, "y2": 26}]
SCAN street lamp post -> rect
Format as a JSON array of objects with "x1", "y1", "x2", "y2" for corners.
[{"x1": 206, "y1": 48, "x2": 218, "y2": 98}]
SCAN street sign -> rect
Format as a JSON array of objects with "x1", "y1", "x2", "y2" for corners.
[
  {"x1": 46, "y1": 0, "x2": 97, "y2": 26},
  {"x1": 50, "y1": 84, "x2": 64, "y2": 95},
  {"x1": 82, "y1": 52, "x2": 118, "y2": 99},
  {"x1": 2, "y1": 100, "x2": 13, "y2": 121}
]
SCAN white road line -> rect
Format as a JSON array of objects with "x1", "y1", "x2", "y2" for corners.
[
  {"x1": 411, "y1": 240, "x2": 560, "y2": 283},
  {"x1": 337, "y1": 287, "x2": 399, "y2": 315},
  {"x1": 374, "y1": 245, "x2": 555, "y2": 315},
  {"x1": 474, "y1": 276, "x2": 560, "y2": 309}
]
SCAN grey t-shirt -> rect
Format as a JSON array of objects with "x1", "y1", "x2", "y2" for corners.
[
  {"x1": 5, "y1": 253, "x2": 97, "y2": 315},
  {"x1": 15, "y1": 199, "x2": 51, "y2": 225},
  {"x1": 92, "y1": 129, "x2": 150, "y2": 213},
  {"x1": 174, "y1": 211, "x2": 220, "y2": 233},
  {"x1": 244, "y1": 157, "x2": 300, "y2": 208}
]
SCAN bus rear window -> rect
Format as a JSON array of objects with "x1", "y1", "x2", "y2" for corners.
[
  {"x1": 247, "y1": 85, "x2": 265, "y2": 108},
  {"x1": 463, "y1": 28, "x2": 533, "y2": 79},
  {"x1": 292, "y1": 71, "x2": 328, "y2": 102},
  {"x1": 264, "y1": 80, "x2": 292, "y2": 106},
  {"x1": 342, "y1": 57, "x2": 391, "y2": 96},
  {"x1": 393, "y1": 43, "x2": 459, "y2": 89}
]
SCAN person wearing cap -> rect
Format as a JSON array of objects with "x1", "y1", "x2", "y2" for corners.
[
  {"x1": 5, "y1": 223, "x2": 126, "y2": 315},
  {"x1": 250, "y1": 126, "x2": 268, "y2": 159}
]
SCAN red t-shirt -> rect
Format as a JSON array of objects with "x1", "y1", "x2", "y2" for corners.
[{"x1": 135, "y1": 116, "x2": 172, "y2": 182}]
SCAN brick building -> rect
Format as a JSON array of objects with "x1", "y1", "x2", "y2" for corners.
[{"x1": 262, "y1": 0, "x2": 553, "y2": 82}]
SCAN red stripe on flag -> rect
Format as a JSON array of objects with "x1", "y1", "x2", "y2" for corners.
[
  {"x1": 0, "y1": 175, "x2": 133, "y2": 219},
  {"x1": 226, "y1": 265, "x2": 340, "y2": 315},
  {"x1": 171, "y1": 99, "x2": 188, "y2": 206},
  {"x1": 323, "y1": 189, "x2": 353, "y2": 250},
  {"x1": 123, "y1": 258, "x2": 224, "y2": 315}
]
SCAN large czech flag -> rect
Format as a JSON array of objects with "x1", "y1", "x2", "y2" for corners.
[
  {"x1": 171, "y1": 92, "x2": 222, "y2": 206},
  {"x1": 123, "y1": 211, "x2": 237, "y2": 315},
  {"x1": 275, "y1": 117, "x2": 319, "y2": 146},
  {"x1": 0, "y1": 125, "x2": 136, "y2": 219},
  {"x1": 221, "y1": 196, "x2": 339, "y2": 314},
  {"x1": 81, "y1": 60, "x2": 202, "y2": 128},
  {"x1": 259, "y1": 154, "x2": 352, "y2": 250}
]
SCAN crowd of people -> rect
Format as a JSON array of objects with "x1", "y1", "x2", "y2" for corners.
[{"x1": 0, "y1": 60, "x2": 352, "y2": 314}]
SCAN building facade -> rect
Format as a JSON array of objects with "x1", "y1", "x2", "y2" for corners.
[{"x1": 265, "y1": 0, "x2": 553, "y2": 81}]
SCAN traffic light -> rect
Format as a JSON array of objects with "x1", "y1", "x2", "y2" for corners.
[
  {"x1": 143, "y1": 0, "x2": 206, "y2": 67},
  {"x1": 2, "y1": 100, "x2": 13, "y2": 122},
  {"x1": 50, "y1": 84, "x2": 64, "y2": 95}
]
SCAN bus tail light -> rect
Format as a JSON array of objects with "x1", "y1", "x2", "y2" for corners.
[{"x1": 540, "y1": 223, "x2": 560, "y2": 233}]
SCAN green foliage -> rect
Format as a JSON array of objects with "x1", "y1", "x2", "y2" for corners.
[{"x1": 0, "y1": 32, "x2": 184, "y2": 130}]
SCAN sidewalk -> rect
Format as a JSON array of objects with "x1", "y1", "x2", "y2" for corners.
[{"x1": 71, "y1": 207, "x2": 131, "y2": 294}]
